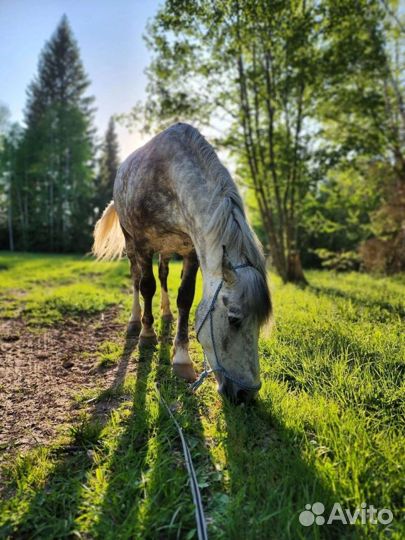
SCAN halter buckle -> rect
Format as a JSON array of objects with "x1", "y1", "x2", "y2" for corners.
[{"x1": 191, "y1": 369, "x2": 210, "y2": 392}]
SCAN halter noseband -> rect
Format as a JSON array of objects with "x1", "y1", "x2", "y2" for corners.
[{"x1": 191, "y1": 263, "x2": 262, "y2": 393}]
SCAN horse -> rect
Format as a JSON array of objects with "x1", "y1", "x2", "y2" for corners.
[{"x1": 93, "y1": 123, "x2": 271, "y2": 404}]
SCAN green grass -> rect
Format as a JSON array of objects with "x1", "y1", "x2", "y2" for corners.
[
  {"x1": 0, "y1": 252, "x2": 404, "y2": 539},
  {"x1": 96, "y1": 340, "x2": 125, "y2": 367}
]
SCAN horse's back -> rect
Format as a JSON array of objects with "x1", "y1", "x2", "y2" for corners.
[{"x1": 113, "y1": 124, "x2": 199, "y2": 256}]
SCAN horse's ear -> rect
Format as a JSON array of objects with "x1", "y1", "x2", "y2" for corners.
[{"x1": 222, "y1": 246, "x2": 236, "y2": 285}]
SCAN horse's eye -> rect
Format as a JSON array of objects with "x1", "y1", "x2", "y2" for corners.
[{"x1": 228, "y1": 314, "x2": 242, "y2": 328}]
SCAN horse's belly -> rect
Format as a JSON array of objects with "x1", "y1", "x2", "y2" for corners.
[{"x1": 144, "y1": 229, "x2": 194, "y2": 257}]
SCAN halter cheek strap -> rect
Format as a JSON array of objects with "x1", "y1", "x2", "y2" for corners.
[{"x1": 192, "y1": 263, "x2": 262, "y2": 393}]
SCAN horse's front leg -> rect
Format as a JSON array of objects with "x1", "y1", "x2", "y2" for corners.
[
  {"x1": 138, "y1": 253, "x2": 158, "y2": 346},
  {"x1": 158, "y1": 255, "x2": 173, "y2": 322},
  {"x1": 123, "y1": 234, "x2": 142, "y2": 339},
  {"x1": 173, "y1": 252, "x2": 199, "y2": 382},
  {"x1": 127, "y1": 256, "x2": 142, "y2": 338}
]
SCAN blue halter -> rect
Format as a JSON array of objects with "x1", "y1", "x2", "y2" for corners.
[{"x1": 191, "y1": 263, "x2": 262, "y2": 393}]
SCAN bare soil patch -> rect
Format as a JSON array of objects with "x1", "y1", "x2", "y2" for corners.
[{"x1": 0, "y1": 309, "x2": 139, "y2": 466}]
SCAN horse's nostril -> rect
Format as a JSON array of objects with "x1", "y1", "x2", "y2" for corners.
[
  {"x1": 218, "y1": 378, "x2": 257, "y2": 405},
  {"x1": 217, "y1": 378, "x2": 234, "y2": 400},
  {"x1": 235, "y1": 388, "x2": 257, "y2": 405},
  {"x1": 235, "y1": 388, "x2": 249, "y2": 404}
]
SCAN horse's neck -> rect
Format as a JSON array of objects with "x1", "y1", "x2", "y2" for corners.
[
  {"x1": 177, "y1": 170, "x2": 242, "y2": 294},
  {"x1": 194, "y1": 239, "x2": 222, "y2": 297},
  {"x1": 183, "y1": 196, "x2": 222, "y2": 295},
  {"x1": 187, "y1": 204, "x2": 241, "y2": 297}
]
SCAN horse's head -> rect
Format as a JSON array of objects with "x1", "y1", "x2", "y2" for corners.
[{"x1": 196, "y1": 251, "x2": 271, "y2": 404}]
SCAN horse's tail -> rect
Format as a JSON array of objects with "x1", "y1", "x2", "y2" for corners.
[{"x1": 92, "y1": 201, "x2": 125, "y2": 260}]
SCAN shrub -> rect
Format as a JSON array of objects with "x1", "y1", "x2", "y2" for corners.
[{"x1": 314, "y1": 249, "x2": 360, "y2": 272}]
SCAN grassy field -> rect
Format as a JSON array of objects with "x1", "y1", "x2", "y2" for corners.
[{"x1": 0, "y1": 252, "x2": 404, "y2": 539}]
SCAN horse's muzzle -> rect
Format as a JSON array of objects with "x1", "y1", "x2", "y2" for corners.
[{"x1": 217, "y1": 376, "x2": 258, "y2": 405}]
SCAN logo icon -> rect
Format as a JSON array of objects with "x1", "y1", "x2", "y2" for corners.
[
  {"x1": 299, "y1": 502, "x2": 394, "y2": 526},
  {"x1": 299, "y1": 502, "x2": 325, "y2": 526}
]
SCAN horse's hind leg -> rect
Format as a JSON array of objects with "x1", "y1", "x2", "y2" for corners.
[
  {"x1": 138, "y1": 252, "x2": 158, "y2": 346},
  {"x1": 158, "y1": 255, "x2": 173, "y2": 322},
  {"x1": 173, "y1": 252, "x2": 199, "y2": 382}
]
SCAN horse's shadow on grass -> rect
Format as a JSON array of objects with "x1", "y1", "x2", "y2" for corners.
[{"x1": 5, "y1": 319, "x2": 207, "y2": 540}]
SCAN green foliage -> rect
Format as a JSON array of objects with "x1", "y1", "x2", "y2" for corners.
[
  {"x1": 300, "y1": 164, "x2": 381, "y2": 266},
  {"x1": 314, "y1": 249, "x2": 360, "y2": 271},
  {"x1": 0, "y1": 253, "x2": 404, "y2": 539}
]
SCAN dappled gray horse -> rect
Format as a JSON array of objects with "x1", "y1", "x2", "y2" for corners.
[{"x1": 93, "y1": 123, "x2": 271, "y2": 403}]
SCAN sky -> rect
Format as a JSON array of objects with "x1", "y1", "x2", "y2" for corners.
[{"x1": 0, "y1": 0, "x2": 162, "y2": 159}]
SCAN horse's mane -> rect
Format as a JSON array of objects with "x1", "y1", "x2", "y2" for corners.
[{"x1": 174, "y1": 123, "x2": 272, "y2": 324}]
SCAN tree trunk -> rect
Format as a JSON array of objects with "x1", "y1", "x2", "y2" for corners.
[
  {"x1": 286, "y1": 250, "x2": 307, "y2": 284},
  {"x1": 7, "y1": 189, "x2": 14, "y2": 251}
]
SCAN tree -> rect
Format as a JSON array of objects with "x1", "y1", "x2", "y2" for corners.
[
  {"x1": 17, "y1": 15, "x2": 96, "y2": 252},
  {"x1": 95, "y1": 117, "x2": 120, "y2": 214}
]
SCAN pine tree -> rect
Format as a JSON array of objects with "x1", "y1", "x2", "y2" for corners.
[
  {"x1": 21, "y1": 15, "x2": 96, "y2": 251},
  {"x1": 96, "y1": 117, "x2": 120, "y2": 214}
]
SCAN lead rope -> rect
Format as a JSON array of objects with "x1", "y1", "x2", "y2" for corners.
[{"x1": 155, "y1": 383, "x2": 209, "y2": 540}]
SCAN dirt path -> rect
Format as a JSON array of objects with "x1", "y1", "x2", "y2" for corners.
[{"x1": 0, "y1": 309, "x2": 137, "y2": 465}]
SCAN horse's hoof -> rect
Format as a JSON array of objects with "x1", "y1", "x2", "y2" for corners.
[
  {"x1": 161, "y1": 313, "x2": 174, "y2": 323},
  {"x1": 126, "y1": 321, "x2": 141, "y2": 338},
  {"x1": 173, "y1": 363, "x2": 197, "y2": 382},
  {"x1": 139, "y1": 334, "x2": 158, "y2": 348}
]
